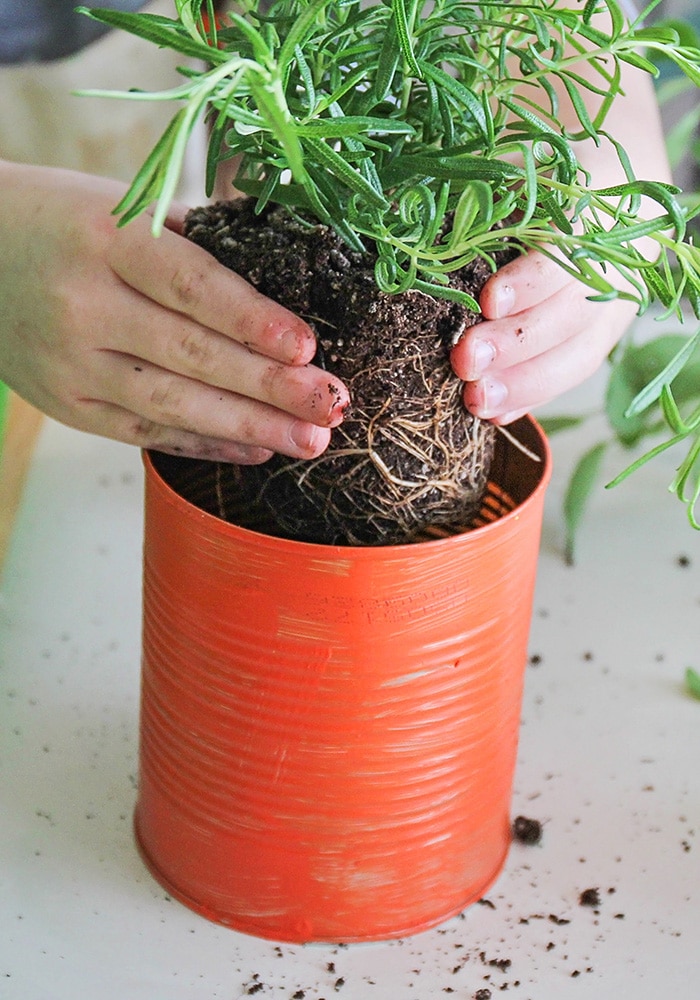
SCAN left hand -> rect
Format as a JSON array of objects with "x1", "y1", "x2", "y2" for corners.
[{"x1": 450, "y1": 249, "x2": 638, "y2": 424}]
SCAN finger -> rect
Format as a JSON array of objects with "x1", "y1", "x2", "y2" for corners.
[
  {"x1": 486, "y1": 407, "x2": 531, "y2": 426},
  {"x1": 97, "y1": 293, "x2": 350, "y2": 428},
  {"x1": 107, "y1": 218, "x2": 317, "y2": 365},
  {"x1": 81, "y1": 352, "x2": 333, "y2": 460},
  {"x1": 462, "y1": 314, "x2": 626, "y2": 420},
  {"x1": 479, "y1": 249, "x2": 574, "y2": 320},
  {"x1": 452, "y1": 282, "x2": 636, "y2": 382},
  {"x1": 70, "y1": 398, "x2": 276, "y2": 464}
]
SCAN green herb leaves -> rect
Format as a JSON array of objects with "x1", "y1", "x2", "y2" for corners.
[
  {"x1": 79, "y1": 0, "x2": 700, "y2": 315},
  {"x1": 544, "y1": 327, "x2": 700, "y2": 555},
  {"x1": 686, "y1": 667, "x2": 700, "y2": 700}
]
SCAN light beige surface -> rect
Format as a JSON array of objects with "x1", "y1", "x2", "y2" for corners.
[{"x1": 0, "y1": 0, "x2": 191, "y2": 182}]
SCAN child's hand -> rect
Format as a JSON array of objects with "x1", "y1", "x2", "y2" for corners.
[
  {"x1": 0, "y1": 162, "x2": 349, "y2": 463},
  {"x1": 450, "y1": 249, "x2": 638, "y2": 424},
  {"x1": 451, "y1": 59, "x2": 670, "y2": 425}
]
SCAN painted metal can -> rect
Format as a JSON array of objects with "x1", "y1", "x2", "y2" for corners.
[{"x1": 135, "y1": 416, "x2": 551, "y2": 942}]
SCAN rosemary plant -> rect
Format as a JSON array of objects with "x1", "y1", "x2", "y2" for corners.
[
  {"x1": 77, "y1": 0, "x2": 700, "y2": 534},
  {"x1": 78, "y1": 0, "x2": 700, "y2": 311}
]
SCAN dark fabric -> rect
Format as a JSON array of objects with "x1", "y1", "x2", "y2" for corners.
[{"x1": 0, "y1": 1, "x2": 149, "y2": 64}]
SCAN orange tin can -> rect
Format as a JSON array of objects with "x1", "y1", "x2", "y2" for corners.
[{"x1": 135, "y1": 416, "x2": 551, "y2": 942}]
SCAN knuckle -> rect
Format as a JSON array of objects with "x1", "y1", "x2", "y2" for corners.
[
  {"x1": 169, "y1": 262, "x2": 208, "y2": 311},
  {"x1": 128, "y1": 416, "x2": 159, "y2": 445},
  {"x1": 172, "y1": 325, "x2": 217, "y2": 375},
  {"x1": 148, "y1": 378, "x2": 185, "y2": 422},
  {"x1": 233, "y1": 415, "x2": 258, "y2": 445},
  {"x1": 259, "y1": 360, "x2": 288, "y2": 395}
]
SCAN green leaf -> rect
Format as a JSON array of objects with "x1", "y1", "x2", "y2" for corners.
[
  {"x1": 564, "y1": 441, "x2": 608, "y2": 565},
  {"x1": 296, "y1": 117, "x2": 415, "y2": 138},
  {"x1": 382, "y1": 150, "x2": 522, "y2": 186},
  {"x1": 625, "y1": 330, "x2": 700, "y2": 418},
  {"x1": 606, "y1": 366, "x2": 649, "y2": 447},
  {"x1": 412, "y1": 278, "x2": 480, "y2": 311},
  {"x1": 685, "y1": 667, "x2": 700, "y2": 700},
  {"x1": 370, "y1": 15, "x2": 400, "y2": 104},
  {"x1": 658, "y1": 49, "x2": 700, "y2": 88},
  {"x1": 618, "y1": 50, "x2": 660, "y2": 76},
  {"x1": 224, "y1": 10, "x2": 274, "y2": 63},
  {"x1": 391, "y1": 0, "x2": 420, "y2": 77},
  {"x1": 304, "y1": 137, "x2": 390, "y2": 209},
  {"x1": 173, "y1": 1, "x2": 198, "y2": 38},
  {"x1": 278, "y1": 0, "x2": 333, "y2": 70},
  {"x1": 633, "y1": 25, "x2": 682, "y2": 45},
  {"x1": 557, "y1": 73, "x2": 598, "y2": 139},
  {"x1": 418, "y1": 61, "x2": 490, "y2": 141},
  {"x1": 76, "y1": 7, "x2": 225, "y2": 62},
  {"x1": 247, "y1": 73, "x2": 307, "y2": 181},
  {"x1": 670, "y1": 432, "x2": 700, "y2": 528},
  {"x1": 111, "y1": 108, "x2": 188, "y2": 223},
  {"x1": 448, "y1": 182, "x2": 493, "y2": 247},
  {"x1": 537, "y1": 415, "x2": 588, "y2": 435}
]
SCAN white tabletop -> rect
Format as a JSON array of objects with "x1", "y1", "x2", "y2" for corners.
[{"x1": 1, "y1": 368, "x2": 698, "y2": 999}]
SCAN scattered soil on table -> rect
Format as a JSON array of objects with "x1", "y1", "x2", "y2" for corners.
[
  {"x1": 579, "y1": 887, "x2": 602, "y2": 907},
  {"x1": 512, "y1": 815, "x2": 544, "y2": 845}
]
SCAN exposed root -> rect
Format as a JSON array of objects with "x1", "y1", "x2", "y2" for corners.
[
  {"x1": 495, "y1": 423, "x2": 543, "y2": 464},
  {"x1": 180, "y1": 198, "x2": 516, "y2": 546}
]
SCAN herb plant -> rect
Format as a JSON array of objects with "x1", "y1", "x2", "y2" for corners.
[
  {"x1": 79, "y1": 0, "x2": 700, "y2": 313},
  {"x1": 77, "y1": 0, "x2": 700, "y2": 541}
]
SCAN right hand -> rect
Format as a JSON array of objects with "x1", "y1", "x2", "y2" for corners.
[{"x1": 0, "y1": 161, "x2": 349, "y2": 464}]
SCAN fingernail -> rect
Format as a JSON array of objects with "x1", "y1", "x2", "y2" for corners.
[
  {"x1": 469, "y1": 339, "x2": 496, "y2": 379},
  {"x1": 481, "y1": 379, "x2": 508, "y2": 414},
  {"x1": 227, "y1": 445, "x2": 273, "y2": 465},
  {"x1": 289, "y1": 420, "x2": 326, "y2": 455},
  {"x1": 493, "y1": 284, "x2": 516, "y2": 319},
  {"x1": 279, "y1": 327, "x2": 309, "y2": 363}
]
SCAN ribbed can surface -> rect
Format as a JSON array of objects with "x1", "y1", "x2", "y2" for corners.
[{"x1": 136, "y1": 417, "x2": 551, "y2": 942}]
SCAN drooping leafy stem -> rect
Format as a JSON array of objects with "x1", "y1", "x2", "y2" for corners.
[
  {"x1": 541, "y1": 327, "x2": 700, "y2": 558},
  {"x1": 606, "y1": 329, "x2": 700, "y2": 525},
  {"x1": 540, "y1": 13, "x2": 700, "y2": 554}
]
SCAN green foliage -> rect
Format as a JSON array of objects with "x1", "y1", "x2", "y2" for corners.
[
  {"x1": 545, "y1": 328, "x2": 700, "y2": 558},
  {"x1": 686, "y1": 666, "x2": 700, "y2": 700},
  {"x1": 545, "y1": 12, "x2": 700, "y2": 555},
  {"x1": 78, "y1": 0, "x2": 700, "y2": 315},
  {"x1": 562, "y1": 439, "x2": 608, "y2": 564},
  {"x1": 607, "y1": 329, "x2": 700, "y2": 527}
]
